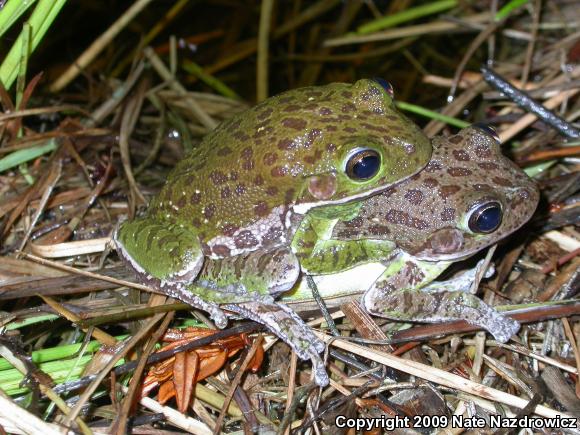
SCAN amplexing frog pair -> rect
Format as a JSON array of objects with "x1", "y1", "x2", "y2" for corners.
[{"x1": 114, "y1": 79, "x2": 538, "y2": 386}]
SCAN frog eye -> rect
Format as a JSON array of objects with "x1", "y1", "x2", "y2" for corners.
[
  {"x1": 472, "y1": 123, "x2": 500, "y2": 143},
  {"x1": 372, "y1": 77, "x2": 394, "y2": 97},
  {"x1": 467, "y1": 201, "x2": 503, "y2": 233},
  {"x1": 345, "y1": 149, "x2": 381, "y2": 180}
]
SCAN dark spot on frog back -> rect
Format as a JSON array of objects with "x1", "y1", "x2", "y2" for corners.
[
  {"x1": 212, "y1": 244, "x2": 231, "y2": 256},
  {"x1": 235, "y1": 184, "x2": 246, "y2": 196},
  {"x1": 277, "y1": 138, "x2": 295, "y2": 150},
  {"x1": 344, "y1": 216, "x2": 363, "y2": 228},
  {"x1": 448, "y1": 134, "x2": 463, "y2": 144},
  {"x1": 204, "y1": 203, "x2": 217, "y2": 219},
  {"x1": 423, "y1": 178, "x2": 439, "y2": 188},
  {"x1": 234, "y1": 230, "x2": 259, "y2": 249},
  {"x1": 282, "y1": 118, "x2": 307, "y2": 130},
  {"x1": 492, "y1": 176, "x2": 513, "y2": 187},
  {"x1": 263, "y1": 152, "x2": 277, "y2": 166},
  {"x1": 241, "y1": 147, "x2": 253, "y2": 159},
  {"x1": 209, "y1": 170, "x2": 228, "y2": 185},
  {"x1": 478, "y1": 162, "x2": 499, "y2": 170},
  {"x1": 256, "y1": 107, "x2": 273, "y2": 120},
  {"x1": 220, "y1": 187, "x2": 231, "y2": 198},
  {"x1": 285, "y1": 188, "x2": 295, "y2": 204},
  {"x1": 438, "y1": 185, "x2": 461, "y2": 199},
  {"x1": 271, "y1": 166, "x2": 288, "y2": 177},
  {"x1": 305, "y1": 129, "x2": 322, "y2": 147},
  {"x1": 452, "y1": 149, "x2": 470, "y2": 161},
  {"x1": 424, "y1": 161, "x2": 443, "y2": 173},
  {"x1": 254, "y1": 201, "x2": 270, "y2": 217},
  {"x1": 475, "y1": 144, "x2": 492, "y2": 158},
  {"x1": 190, "y1": 191, "x2": 202, "y2": 204},
  {"x1": 385, "y1": 209, "x2": 429, "y2": 230},
  {"x1": 404, "y1": 189, "x2": 424, "y2": 205},
  {"x1": 447, "y1": 167, "x2": 472, "y2": 177}
]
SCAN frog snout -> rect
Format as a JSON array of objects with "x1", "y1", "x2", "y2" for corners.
[{"x1": 425, "y1": 228, "x2": 464, "y2": 255}]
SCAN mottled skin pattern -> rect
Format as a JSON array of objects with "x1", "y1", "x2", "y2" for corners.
[
  {"x1": 286, "y1": 126, "x2": 539, "y2": 342},
  {"x1": 114, "y1": 79, "x2": 432, "y2": 386}
]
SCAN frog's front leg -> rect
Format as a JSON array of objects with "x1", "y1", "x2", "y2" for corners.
[
  {"x1": 363, "y1": 254, "x2": 520, "y2": 343},
  {"x1": 114, "y1": 216, "x2": 228, "y2": 327},
  {"x1": 223, "y1": 301, "x2": 329, "y2": 386},
  {"x1": 191, "y1": 247, "x2": 328, "y2": 385},
  {"x1": 292, "y1": 214, "x2": 396, "y2": 274}
]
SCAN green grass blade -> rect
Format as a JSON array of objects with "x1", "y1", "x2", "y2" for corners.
[
  {"x1": 495, "y1": 0, "x2": 530, "y2": 21},
  {"x1": 395, "y1": 101, "x2": 469, "y2": 128},
  {"x1": 182, "y1": 59, "x2": 241, "y2": 100},
  {"x1": 0, "y1": 0, "x2": 37, "y2": 38},
  {"x1": 357, "y1": 0, "x2": 458, "y2": 35},
  {"x1": 15, "y1": 22, "x2": 31, "y2": 109},
  {"x1": 0, "y1": 139, "x2": 58, "y2": 172},
  {"x1": 0, "y1": 0, "x2": 67, "y2": 89}
]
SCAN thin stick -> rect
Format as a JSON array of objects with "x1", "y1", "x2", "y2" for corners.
[
  {"x1": 213, "y1": 336, "x2": 263, "y2": 434},
  {"x1": 257, "y1": 0, "x2": 274, "y2": 102},
  {"x1": 144, "y1": 47, "x2": 217, "y2": 129},
  {"x1": 498, "y1": 88, "x2": 580, "y2": 142},
  {"x1": 50, "y1": 0, "x2": 155, "y2": 92},
  {"x1": 482, "y1": 66, "x2": 580, "y2": 139}
]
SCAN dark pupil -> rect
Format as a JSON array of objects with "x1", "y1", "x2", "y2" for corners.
[
  {"x1": 352, "y1": 154, "x2": 380, "y2": 179},
  {"x1": 475, "y1": 206, "x2": 501, "y2": 232}
]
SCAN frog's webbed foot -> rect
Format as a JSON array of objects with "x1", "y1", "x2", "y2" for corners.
[
  {"x1": 224, "y1": 301, "x2": 329, "y2": 386},
  {"x1": 364, "y1": 260, "x2": 519, "y2": 343}
]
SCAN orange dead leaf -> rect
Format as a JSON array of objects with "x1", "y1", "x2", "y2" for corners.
[{"x1": 141, "y1": 327, "x2": 263, "y2": 413}]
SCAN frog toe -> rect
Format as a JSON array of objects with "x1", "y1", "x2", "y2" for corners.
[
  {"x1": 310, "y1": 353, "x2": 330, "y2": 386},
  {"x1": 486, "y1": 313, "x2": 520, "y2": 343},
  {"x1": 224, "y1": 301, "x2": 329, "y2": 385}
]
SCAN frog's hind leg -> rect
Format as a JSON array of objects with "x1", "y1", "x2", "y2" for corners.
[
  {"x1": 363, "y1": 256, "x2": 520, "y2": 343},
  {"x1": 224, "y1": 301, "x2": 329, "y2": 386},
  {"x1": 114, "y1": 216, "x2": 204, "y2": 284},
  {"x1": 114, "y1": 216, "x2": 228, "y2": 328}
]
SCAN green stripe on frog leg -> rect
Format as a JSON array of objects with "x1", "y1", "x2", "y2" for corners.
[
  {"x1": 291, "y1": 213, "x2": 397, "y2": 274},
  {"x1": 224, "y1": 301, "x2": 329, "y2": 386},
  {"x1": 188, "y1": 247, "x2": 301, "y2": 302},
  {"x1": 115, "y1": 216, "x2": 203, "y2": 283},
  {"x1": 299, "y1": 238, "x2": 397, "y2": 274}
]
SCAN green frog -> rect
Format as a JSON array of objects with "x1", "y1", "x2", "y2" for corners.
[
  {"x1": 287, "y1": 125, "x2": 539, "y2": 345},
  {"x1": 114, "y1": 79, "x2": 432, "y2": 386}
]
